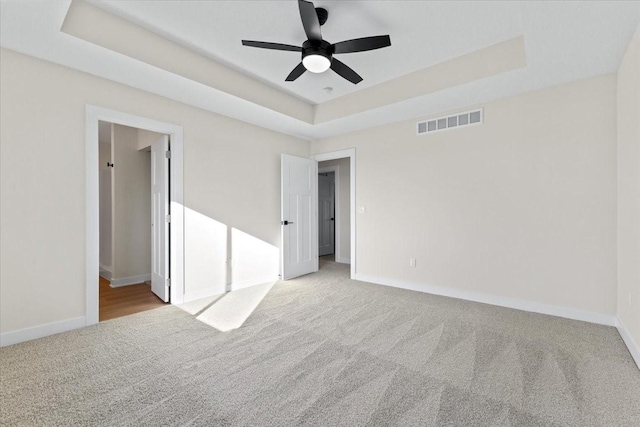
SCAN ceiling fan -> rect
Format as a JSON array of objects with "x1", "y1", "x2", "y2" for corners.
[{"x1": 241, "y1": 0, "x2": 391, "y2": 84}]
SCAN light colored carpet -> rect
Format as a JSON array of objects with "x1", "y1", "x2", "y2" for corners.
[{"x1": 1, "y1": 260, "x2": 639, "y2": 426}]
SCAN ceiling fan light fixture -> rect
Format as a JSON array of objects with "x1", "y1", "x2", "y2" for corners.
[
  {"x1": 242, "y1": 1, "x2": 391, "y2": 84},
  {"x1": 302, "y1": 54, "x2": 331, "y2": 73}
]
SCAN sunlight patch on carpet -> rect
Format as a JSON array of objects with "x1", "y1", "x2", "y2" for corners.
[{"x1": 194, "y1": 281, "x2": 276, "y2": 332}]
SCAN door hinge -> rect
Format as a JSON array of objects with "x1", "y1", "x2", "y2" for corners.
[
  {"x1": 165, "y1": 150, "x2": 171, "y2": 159},
  {"x1": 166, "y1": 214, "x2": 171, "y2": 223},
  {"x1": 166, "y1": 278, "x2": 171, "y2": 288}
]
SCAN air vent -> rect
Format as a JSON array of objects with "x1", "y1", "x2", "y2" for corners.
[{"x1": 417, "y1": 108, "x2": 483, "y2": 135}]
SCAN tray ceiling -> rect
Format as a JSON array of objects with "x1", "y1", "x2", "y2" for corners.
[{"x1": 1, "y1": 1, "x2": 638, "y2": 140}]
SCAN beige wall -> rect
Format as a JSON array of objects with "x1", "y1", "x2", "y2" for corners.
[
  {"x1": 111, "y1": 124, "x2": 151, "y2": 280},
  {"x1": 98, "y1": 136, "x2": 112, "y2": 271},
  {"x1": 617, "y1": 25, "x2": 640, "y2": 348},
  {"x1": 318, "y1": 158, "x2": 351, "y2": 262},
  {"x1": 98, "y1": 139, "x2": 111, "y2": 171},
  {"x1": 136, "y1": 128, "x2": 165, "y2": 151},
  {"x1": 0, "y1": 48, "x2": 308, "y2": 333},
  {"x1": 312, "y1": 74, "x2": 618, "y2": 316},
  {"x1": 0, "y1": 43, "x2": 627, "y2": 338}
]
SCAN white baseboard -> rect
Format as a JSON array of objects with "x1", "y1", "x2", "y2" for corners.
[
  {"x1": 0, "y1": 316, "x2": 86, "y2": 347},
  {"x1": 335, "y1": 256, "x2": 351, "y2": 264},
  {"x1": 181, "y1": 277, "x2": 279, "y2": 304},
  {"x1": 183, "y1": 286, "x2": 226, "y2": 303},
  {"x1": 99, "y1": 267, "x2": 112, "y2": 280},
  {"x1": 354, "y1": 273, "x2": 617, "y2": 327},
  {"x1": 231, "y1": 276, "x2": 279, "y2": 291},
  {"x1": 616, "y1": 317, "x2": 640, "y2": 370},
  {"x1": 110, "y1": 274, "x2": 151, "y2": 288}
]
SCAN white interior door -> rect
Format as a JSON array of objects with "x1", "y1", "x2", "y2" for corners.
[
  {"x1": 281, "y1": 154, "x2": 318, "y2": 279},
  {"x1": 151, "y1": 135, "x2": 170, "y2": 302},
  {"x1": 318, "y1": 174, "x2": 335, "y2": 256}
]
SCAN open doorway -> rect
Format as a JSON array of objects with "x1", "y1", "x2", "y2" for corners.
[
  {"x1": 280, "y1": 148, "x2": 357, "y2": 281},
  {"x1": 318, "y1": 169, "x2": 335, "y2": 266},
  {"x1": 279, "y1": 149, "x2": 355, "y2": 280},
  {"x1": 97, "y1": 121, "x2": 169, "y2": 321},
  {"x1": 317, "y1": 157, "x2": 351, "y2": 271},
  {"x1": 86, "y1": 106, "x2": 185, "y2": 326}
]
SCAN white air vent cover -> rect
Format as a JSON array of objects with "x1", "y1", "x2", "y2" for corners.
[{"x1": 417, "y1": 108, "x2": 483, "y2": 135}]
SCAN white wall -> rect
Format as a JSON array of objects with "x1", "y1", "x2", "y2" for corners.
[
  {"x1": 312, "y1": 74, "x2": 618, "y2": 318},
  {"x1": 111, "y1": 124, "x2": 151, "y2": 281},
  {"x1": 617, "y1": 25, "x2": 640, "y2": 354},
  {"x1": 318, "y1": 158, "x2": 351, "y2": 262},
  {"x1": 0, "y1": 48, "x2": 308, "y2": 334}
]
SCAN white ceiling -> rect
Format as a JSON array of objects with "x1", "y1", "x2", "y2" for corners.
[
  {"x1": 89, "y1": 0, "x2": 525, "y2": 104},
  {"x1": 1, "y1": 1, "x2": 639, "y2": 140}
]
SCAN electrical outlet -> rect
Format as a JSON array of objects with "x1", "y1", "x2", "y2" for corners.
[{"x1": 409, "y1": 258, "x2": 416, "y2": 267}]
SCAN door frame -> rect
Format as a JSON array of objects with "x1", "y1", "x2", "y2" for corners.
[
  {"x1": 318, "y1": 166, "x2": 339, "y2": 259},
  {"x1": 311, "y1": 149, "x2": 356, "y2": 279},
  {"x1": 85, "y1": 105, "x2": 185, "y2": 326}
]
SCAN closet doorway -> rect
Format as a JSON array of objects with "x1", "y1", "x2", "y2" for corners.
[{"x1": 98, "y1": 121, "x2": 170, "y2": 321}]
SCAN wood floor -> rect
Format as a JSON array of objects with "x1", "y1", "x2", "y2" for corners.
[{"x1": 99, "y1": 277, "x2": 166, "y2": 321}]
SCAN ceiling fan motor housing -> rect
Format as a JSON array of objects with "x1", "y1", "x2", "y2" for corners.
[{"x1": 302, "y1": 39, "x2": 333, "y2": 62}]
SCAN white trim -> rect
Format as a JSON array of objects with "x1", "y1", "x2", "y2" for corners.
[
  {"x1": 86, "y1": 105, "x2": 185, "y2": 328},
  {"x1": 335, "y1": 256, "x2": 351, "y2": 264},
  {"x1": 182, "y1": 287, "x2": 223, "y2": 304},
  {"x1": 312, "y1": 148, "x2": 356, "y2": 279},
  {"x1": 99, "y1": 265, "x2": 112, "y2": 280},
  {"x1": 318, "y1": 165, "x2": 339, "y2": 260},
  {"x1": 616, "y1": 317, "x2": 640, "y2": 370},
  {"x1": 0, "y1": 317, "x2": 86, "y2": 347},
  {"x1": 110, "y1": 274, "x2": 152, "y2": 288},
  {"x1": 354, "y1": 273, "x2": 617, "y2": 327},
  {"x1": 313, "y1": 160, "x2": 319, "y2": 274},
  {"x1": 232, "y1": 274, "x2": 279, "y2": 291}
]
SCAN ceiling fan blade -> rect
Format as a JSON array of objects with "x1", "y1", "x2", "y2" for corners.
[
  {"x1": 298, "y1": 0, "x2": 322, "y2": 41},
  {"x1": 286, "y1": 62, "x2": 307, "y2": 81},
  {"x1": 242, "y1": 40, "x2": 302, "y2": 52},
  {"x1": 330, "y1": 58, "x2": 363, "y2": 84},
  {"x1": 332, "y1": 35, "x2": 391, "y2": 54}
]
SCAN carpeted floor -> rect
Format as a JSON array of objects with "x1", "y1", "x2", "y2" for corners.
[{"x1": 1, "y1": 260, "x2": 639, "y2": 426}]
